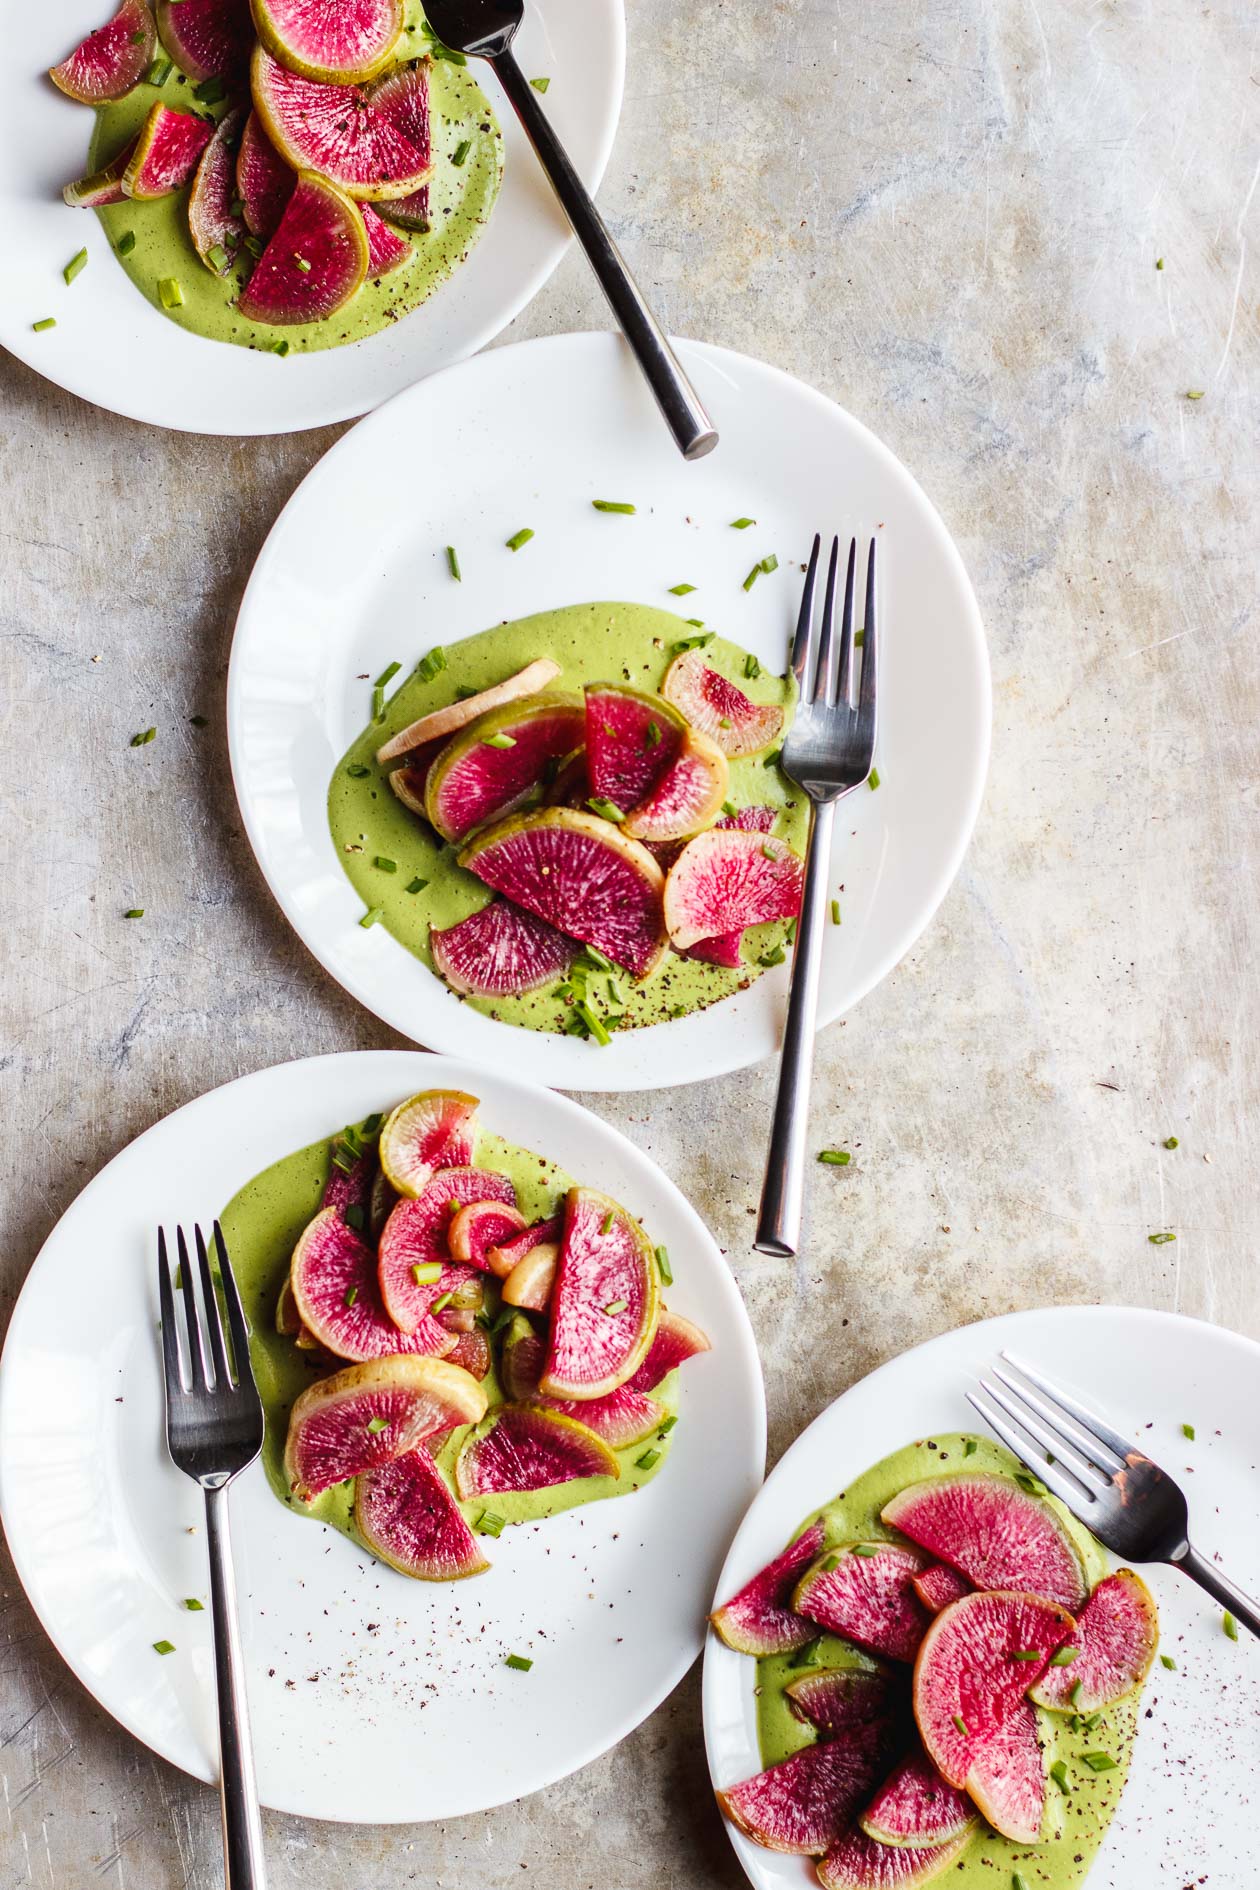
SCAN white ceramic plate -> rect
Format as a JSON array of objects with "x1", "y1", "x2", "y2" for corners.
[
  {"x1": 0, "y1": 3, "x2": 623, "y2": 433},
  {"x1": 228, "y1": 331, "x2": 990, "y2": 1090},
  {"x1": 703, "y1": 1304, "x2": 1260, "y2": 1890},
  {"x1": 0, "y1": 1050, "x2": 764, "y2": 1823}
]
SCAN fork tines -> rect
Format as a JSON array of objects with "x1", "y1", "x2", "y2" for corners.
[
  {"x1": 157, "y1": 1221, "x2": 257, "y2": 1405},
  {"x1": 791, "y1": 533, "x2": 877, "y2": 724},
  {"x1": 966, "y1": 1349, "x2": 1143, "y2": 1517}
]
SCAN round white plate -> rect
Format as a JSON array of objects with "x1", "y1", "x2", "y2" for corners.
[
  {"x1": 703, "y1": 1305, "x2": 1260, "y2": 1890},
  {"x1": 228, "y1": 331, "x2": 990, "y2": 1090},
  {"x1": 0, "y1": 1050, "x2": 764, "y2": 1824},
  {"x1": 0, "y1": 3, "x2": 623, "y2": 433}
]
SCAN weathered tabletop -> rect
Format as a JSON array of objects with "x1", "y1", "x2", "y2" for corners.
[{"x1": 3, "y1": 1, "x2": 1258, "y2": 1883}]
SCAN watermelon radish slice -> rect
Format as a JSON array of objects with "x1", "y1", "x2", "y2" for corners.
[
  {"x1": 965, "y1": 1697, "x2": 1045, "y2": 1843},
  {"x1": 290, "y1": 1206, "x2": 454, "y2": 1361},
  {"x1": 785, "y1": 1666, "x2": 893, "y2": 1733},
  {"x1": 625, "y1": 1308, "x2": 711, "y2": 1392},
  {"x1": 360, "y1": 202, "x2": 411, "y2": 275},
  {"x1": 444, "y1": 1326, "x2": 491, "y2": 1381},
  {"x1": 664, "y1": 829, "x2": 804, "y2": 952},
  {"x1": 912, "y1": 1589, "x2": 1074, "y2": 1788},
  {"x1": 460, "y1": 809, "x2": 668, "y2": 981},
  {"x1": 487, "y1": 1214, "x2": 562, "y2": 1280},
  {"x1": 709, "y1": 1519, "x2": 826, "y2": 1656},
  {"x1": 250, "y1": 0, "x2": 402, "y2": 84},
  {"x1": 378, "y1": 1088, "x2": 478, "y2": 1196},
  {"x1": 859, "y1": 1752, "x2": 976, "y2": 1849},
  {"x1": 377, "y1": 1166, "x2": 515, "y2": 1330},
  {"x1": 1029, "y1": 1568, "x2": 1158, "y2": 1711},
  {"x1": 377, "y1": 659, "x2": 563, "y2": 763},
  {"x1": 621, "y1": 729, "x2": 730, "y2": 843},
  {"x1": 501, "y1": 1241, "x2": 558, "y2": 1312},
  {"x1": 50, "y1": 0, "x2": 156, "y2": 102},
  {"x1": 448, "y1": 1200, "x2": 527, "y2": 1270},
  {"x1": 817, "y1": 1827, "x2": 972, "y2": 1889},
  {"x1": 356, "y1": 1445, "x2": 488, "y2": 1580},
  {"x1": 188, "y1": 107, "x2": 244, "y2": 275},
  {"x1": 320, "y1": 1140, "x2": 377, "y2": 1226},
  {"x1": 237, "y1": 172, "x2": 369, "y2": 324},
  {"x1": 63, "y1": 139, "x2": 138, "y2": 207},
  {"x1": 539, "y1": 1186, "x2": 659, "y2": 1400},
  {"x1": 539, "y1": 1384, "x2": 666, "y2": 1450},
  {"x1": 912, "y1": 1564, "x2": 972, "y2": 1615},
  {"x1": 717, "y1": 803, "x2": 777, "y2": 832},
  {"x1": 663, "y1": 650, "x2": 786, "y2": 758},
  {"x1": 378, "y1": 183, "x2": 430, "y2": 231},
  {"x1": 881, "y1": 1473, "x2": 1089, "y2": 1611},
  {"x1": 251, "y1": 45, "x2": 432, "y2": 200},
  {"x1": 717, "y1": 1725, "x2": 891, "y2": 1856},
  {"x1": 583, "y1": 683, "x2": 685, "y2": 816},
  {"x1": 794, "y1": 1543, "x2": 933, "y2": 1662},
  {"x1": 369, "y1": 1166, "x2": 397, "y2": 1237},
  {"x1": 425, "y1": 697, "x2": 586, "y2": 843},
  {"x1": 455, "y1": 1401, "x2": 618, "y2": 1497},
  {"x1": 123, "y1": 105, "x2": 214, "y2": 199},
  {"x1": 430, "y1": 898, "x2": 575, "y2": 999},
  {"x1": 499, "y1": 1313, "x2": 546, "y2": 1401},
  {"x1": 236, "y1": 109, "x2": 293, "y2": 237},
  {"x1": 688, "y1": 931, "x2": 744, "y2": 969},
  {"x1": 157, "y1": 0, "x2": 252, "y2": 81},
  {"x1": 389, "y1": 759, "x2": 437, "y2": 820},
  {"x1": 283, "y1": 1353, "x2": 486, "y2": 1499}
]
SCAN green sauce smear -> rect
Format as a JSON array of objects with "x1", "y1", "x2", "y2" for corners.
[
  {"x1": 328, "y1": 601, "x2": 806, "y2": 1034},
  {"x1": 755, "y1": 1435, "x2": 1141, "y2": 1888}
]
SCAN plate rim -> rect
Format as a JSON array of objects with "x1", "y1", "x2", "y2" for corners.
[
  {"x1": 225, "y1": 328, "x2": 993, "y2": 1089},
  {"x1": 0, "y1": 1046, "x2": 767, "y2": 1820}
]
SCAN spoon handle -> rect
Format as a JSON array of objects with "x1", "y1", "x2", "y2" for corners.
[{"x1": 490, "y1": 48, "x2": 718, "y2": 461}]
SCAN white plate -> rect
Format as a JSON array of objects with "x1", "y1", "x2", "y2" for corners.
[
  {"x1": 228, "y1": 331, "x2": 990, "y2": 1090},
  {"x1": 0, "y1": 1050, "x2": 764, "y2": 1824},
  {"x1": 703, "y1": 1305, "x2": 1260, "y2": 1890},
  {"x1": 0, "y1": 3, "x2": 623, "y2": 433}
]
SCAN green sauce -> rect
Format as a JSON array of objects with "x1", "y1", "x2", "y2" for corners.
[
  {"x1": 89, "y1": 17, "x2": 501, "y2": 354},
  {"x1": 756, "y1": 1435, "x2": 1140, "y2": 1888},
  {"x1": 328, "y1": 601, "x2": 806, "y2": 1034},
  {"x1": 219, "y1": 1114, "x2": 677, "y2": 1554}
]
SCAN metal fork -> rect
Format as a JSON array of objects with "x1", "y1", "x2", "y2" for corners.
[
  {"x1": 755, "y1": 536, "x2": 878, "y2": 1258},
  {"x1": 970, "y1": 1351, "x2": 1260, "y2": 1640},
  {"x1": 419, "y1": 0, "x2": 717, "y2": 460},
  {"x1": 158, "y1": 1223, "x2": 268, "y2": 1887}
]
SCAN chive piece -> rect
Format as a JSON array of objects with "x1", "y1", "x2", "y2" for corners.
[
  {"x1": 361, "y1": 1113, "x2": 382, "y2": 1136},
  {"x1": 869, "y1": 766, "x2": 881, "y2": 790},
  {"x1": 146, "y1": 55, "x2": 172, "y2": 84},
  {"x1": 206, "y1": 243, "x2": 229, "y2": 272},
  {"x1": 730, "y1": 517, "x2": 756, "y2": 529},
  {"x1": 1156, "y1": 256, "x2": 1164, "y2": 269},
  {"x1": 576, "y1": 1000, "x2": 610, "y2": 1045},
  {"x1": 761, "y1": 842, "x2": 777, "y2": 860},
  {"x1": 272, "y1": 339, "x2": 290, "y2": 356},
  {"x1": 530, "y1": 75, "x2": 550, "y2": 91},
  {"x1": 1068, "y1": 1680, "x2": 1084, "y2": 1707},
  {"x1": 850, "y1": 1543, "x2": 880, "y2": 1558},
  {"x1": 406, "y1": 877, "x2": 429, "y2": 894},
  {"x1": 505, "y1": 1653, "x2": 533, "y2": 1671},
  {"x1": 1010, "y1": 1649, "x2": 1043, "y2": 1662},
  {"x1": 760, "y1": 554, "x2": 779, "y2": 575},
  {"x1": 744, "y1": 652, "x2": 762, "y2": 679},
  {"x1": 1181, "y1": 1422, "x2": 1195, "y2": 1440},
  {"x1": 645, "y1": 720, "x2": 663, "y2": 746},
  {"x1": 415, "y1": 645, "x2": 447, "y2": 683},
  {"x1": 1080, "y1": 1752, "x2": 1118, "y2": 1773},
  {"x1": 830, "y1": 898, "x2": 841, "y2": 925},
  {"x1": 483, "y1": 731, "x2": 517, "y2": 749},
  {"x1": 1163, "y1": 1135, "x2": 1179, "y2": 1148},
  {"x1": 1049, "y1": 1759, "x2": 1070, "y2": 1795},
  {"x1": 1224, "y1": 1611, "x2": 1239, "y2": 1640},
  {"x1": 742, "y1": 563, "x2": 763, "y2": 592},
  {"x1": 1185, "y1": 389, "x2": 1205, "y2": 400},
  {"x1": 684, "y1": 618, "x2": 705, "y2": 628},
  {"x1": 1013, "y1": 1875, "x2": 1031, "y2": 1890},
  {"x1": 475, "y1": 1510, "x2": 505, "y2": 1537},
  {"x1": 375, "y1": 660, "x2": 401, "y2": 689},
  {"x1": 655, "y1": 1243, "x2": 673, "y2": 1285},
  {"x1": 183, "y1": 1598, "x2": 204, "y2": 1611},
  {"x1": 366, "y1": 1416, "x2": 390, "y2": 1434},
  {"x1": 789, "y1": 1636, "x2": 821, "y2": 1669},
  {"x1": 411, "y1": 1261, "x2": 442, "y2": 1285},
  {"x1": 64, "y1": 248, "x2": 89, "y2": 287},
  {"x1": 587, "y1": 796, "x2": 624, "y2": 821},
  {"x1": 759, "y1": 945, "x2": 786, "y2": 967},
  {"x1": 289, "y1": 254, "x2": 311, "y2": 274},
  {"x1": 158, "y1": 277, "x2": 184, "y2": 309},
  {"x1": 194, "y1": 75, "x2": 226, "y2": 103},
  {"x1": 635, "y1": 1447, "x2": 661, "y2": 1471},
  {"x1": 117, "y1": 228, "x2": 137, "y2": 255},
  {"x1": 344, "y1": 1285, "x2": 359, "y2": 1308},
  {"x1": 347, "y1": 763, "x2": 370, "y2": 778},
  {"x1": 1014, "y1": 1471, "x2": 1046, "y2": 1495},
  {"x1": 1160, "y1": 1653, "x2": 1177, "y2": 1669},
  {"x1": 153, "y1": 1640, "x2": 176, "y2": 1655},
  {"x1": 964, "y1": 1438, "x2": 978, "y2": 1455},
  {"x1": 668, "y1": 582, "x2": 696, "y2": 595},
  {"x1": 451, "y1": 138, "x2": 472, "y2": 166},
  {"x1": 359, "y1": 906, "x2": 384, "y2": 928},
  {"x1": 445, "y1": 544, "x2": 462, "y2": 580},
  {"x1": 1148, "y1": 1231, "x2": 1176, "y2": 1244},
  {"x1": 721, "y1": 800, "x2": 739, "y2": 817},
  {"x1": 952, "y1": 1714, "x2": 968, "y2": 1737},
  {"x1": 371, "y1": 856, "x2": 397, "y2": 875},
  {"x1": 658, "y1": 1413, "x2": 678, "y2": 1436},
  {"x1": 371, "y1": 684, "x2": 385, "y2": 721},
  {"x1": 454, "y1": 684, "x2": 478, "y2": 700},
  {"x1": 32, "y1": 314, "x2": 58, "y2": 332},
  {"x1": 1050, "y1": 1646, "x2": 1079, "y2": 1666},
  {"x1": 592, "y1": 499, "x2": 636, "y2": 514},
  {"x1": 600, "y1": 1210, "x2": 615, "y2": 1234},
  {"x1": 818, "y1": 1150, "x2": 851, "y2": 1165},
  {"x1": 854, "y1": 630, "x2": 864, "y2": 646},
  {"x1": 506, "y1": 527, "x2": 534, "y2": 551},
  {"x1": 762, "y1": 749, "x2": 782, "y2": 768},
  {"x1": 432, "y1": 1290, "x2": 454, "y2": 1313},
  {"x1": 131, "y1": 727, "x2": 157, "y2": 747},
  {"x1": 244, "y1": 235, "x2": 264, "y2": 258},
  {"x1": 344, "y1": 1202, "x2": 365, "y2": 1232},
  {"x1": 603, "y1": 1299, "x2": 628, "y2": 1318}
]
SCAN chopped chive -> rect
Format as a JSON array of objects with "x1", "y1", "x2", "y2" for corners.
[
  {"x1": 952, "y1": 1714, "x2": 968, "y2": 1737},
  {"x1": 1080, "y1": 1752, "x2": 1117, "y2": 1773},
  {"x1": 1148, "y1": 1231, "x2": 1176, "y2": 1244},
  {"x1": 762, "y1": 748, "x2": 782, "y2": 768},
  {"x1": 684, "y1": 618, "x2": 705, "y2": 628},
  {"x1": 1048, "y1": 1759, "x2": 1070, "y2": 1794},
  {"x1": 454, "y1": 684, "x2": 478, "y2": 700},
  {"x1": 406, "y1": 876, "x2": 429, "y2": 894},
  {"x1": 359, "y1": 906, "x2": 384, "y2": 928},
  {"x1": 830, "y1": 898, "x2": 841, "y2": 925},
  {"x1": 1160, "y1": 1653, "x2": 1177, "y2": 1669},
  {"x1": 672, "y1": 632, "x2": 715, "y2": 655},
  {"x1": 530, "y1": 75, "x2": 550, "y2": 91},
  {"x1": 744, "y1": 652, "x2": 761, "y2": 679},
  {"x1": 761, "y1": 842, "x2": 777, "y2": 860},
  {"x1": 721, "y1": 800, "x2": 739, "y2": 817},
  {"x1": 635, "y1": 1447, "x2": 661, "y2": 1471},
  {"x1": 153, "y1": 1640, "x2": 176, "y2": 1655},
  {"x1": 592, "y1": 499, "x2": 636, "y2": 514},
  {"x1": 347, "y1": 763, "x2": 371, "y2": 778},
  {"x1": 131, "y1": 727, "x2": 157, "y2": 746},
  {"x1": 374, "y1": 856, "x2": 397, "y2": 873},
  {"x1": 668, "y1": 582, "x2": 696, "y2": 595},
  {"x1": 432, "y1": 1290, "x2": 454, "y2": 1313},
  {"x1": 157, "y1": 276, "x2": 185, "y2": 309},
  {"x1": 244, "y1": 234, "x2": 264, "y2": 257},
  {"x1": 475, "y1": 1510, "x2": 505, "y2": 1537},
  {"x1": 1014, "y1": 1471, "x2": 1046, "y2": 1495},
  {"x1": 600, "y1": 1210, "x2": 615, "y2": 1234},
  {"x1": 415, "y1": 645, "x2": 447, "y2": 683},
  {"x1": 1181, "y1": 1422, "x2": 1195, "y2": 1440},
  {"x1": 818, "y1": 1150, "x2": 851, "y2": 1165},
  {"x1": 366, "y1": 1416, "x2": 390, "y2": 1434},
  {"x1": 854, "y1": 629, "x2": 864, "y2": 646},
  {"x1": 451, "y1": 138, "x2": 472, "y2": 166},
  {"x1": 1011, "y1": 1649, "x2": 1043, "y2": 1662},
  {"x1": 271, "y1": 338, "x2": 289, "y2": 356},
  {"x1": 821, "y1": 1551, "x2": 842, "y2": 1572},
  {"x1": 789, "y1": 1636, "x2": 821, "y2": 1668},
  {"x1": 194, "y1": 75, "x2": 226, "y2": 103},
  {"x1": 117, "y1": 227, "x2": 138, "y2": 255},
  {"x1": 371, "y1": 684, "x2": 385, "y2": 721},
  {"x1": 63, "y1": 248, "x2": 89, "y2": 287},
  {"x1": 375, "y1": 660, "x2": 401, "y2": 689},
  {"x1": 742, "y1": 563, "x2": 763, "y2": 592},
  {"x1": 582, "y1": 944, "x2": 612, "y2": 970},
  {"x1": 603, "y1": 1298, "x2": 628, "y2": 1317},
  {"x1": 645, "y1": 720, "x2": 663, "y2": 746},
  {"x1": 760, "y1": 553, "x2": 779, "y2": 575},
  {"x1": 146, "y1": 55, "x2": 172, "y2": 84},
  {"x1": 344, "y1": 1285, "x2": 359, "y2": 1308},
  {"x1": 658, "y1": 1413, "x2": 678, "y2": 1435},
  {"x1": 758, "y1": 945, "x2": 786, "y2": 967},
  {"x1": 730, "y1": 516, "x2": 756, "y2": 529},
  {"x1": 1050, "y1": 1646, "x2": 1079, "y2": 1666},
  {"x1": 964, "y1": 1438, "x2": 978, "y2": 1456},
  {"x1": 445, "y1": 544, "x2": 462, "y2": 580},
  {"x1": 587, "y1": 796, "x2": 624, "y2": 821},
  {"x1": 344, "y1": 1203, "x2": 365, "y2": 1232},
  {"x1": 1013, "y1": 1875, "x2": 1031, "y2": 1890},
  {"x1": 850, "y1": 1543, "x2": 880, "y2": 1557},
  {"x1": 183, "y1": 1598, "x2": 203, "y2": 1611},
  {"x1": 1068, "y1": 1680, "x2": 1084, "y2": 1707},
  {"x1": 483, "y1": 731, "x2": 517, "y2": 748},
  {"x1": 868, "y1": 766, "x2": 881, "y2": 790},
  {"x1": 1185, "y1": 389, "x2": 1205, "y2": 400},
  {"x1": 1163, "y1": 1135, "x2": 1179, "y2": 1149},
  {"x1": 1156, "y1": 256, "x2": 1164, "y2": 269},
  {"x1": 411, "y1": 1261, "x2": 442, "y2": 1284},
  {"x1": 1224, "y1": 1611, "x2": 1239, "y2": 1641},
  {"x1": 655, "y1": 1243, "x2": 673, "y2": 1285},
  {"x1": 505, "y1": 1653, "x2": 533, "y2": 1671},
  {"x1": 576, "y1": 1000, "x2": 610, "y2": 1045},
  {"x1": 206, "y1": 243, "x2": 229, "y2": 272},
  {"x1": 505, "y1": 527, "x2": 534, "y2": 551},
  {"x1": 361, "y1": 1113, "x2": 382, "y2": 1136}
]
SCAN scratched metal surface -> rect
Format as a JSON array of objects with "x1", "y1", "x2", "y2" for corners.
[{"x1": 3, "y1": 1, "x2": 1259, "y2": 1883}]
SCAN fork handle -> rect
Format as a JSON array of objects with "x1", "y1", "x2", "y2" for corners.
[
  {"x1": 205, "y1": 1482, "x2": 268, "y2": 1889},
  {"x1": 488, "y1": 48, "x2": 718, "y2": 462},
  {"x1": 1173, "y1": 1543, "x2": 1260, "y2": 1642},
  {"x1": 755, "y1": 798, "x2": 836, "y2": 1257}
]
